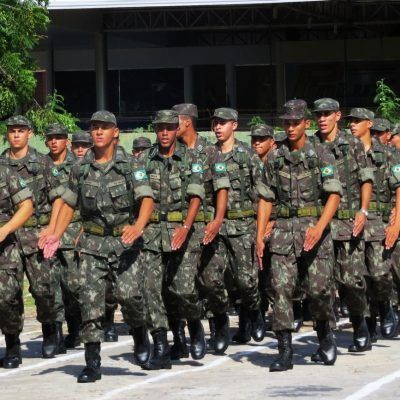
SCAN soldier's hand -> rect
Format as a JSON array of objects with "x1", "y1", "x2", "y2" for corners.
[
  {"x1": 0, "y1": 226, "x2": 11, "y2": 243},
  {"x1": 385, "y1": 225, "x2": 400, "y2": 249},
  {"x1": 352, "y1": 212, "x2": 367, "y2": 237},
  {"x1": 256, "y1": 238, "x2": 265, "y2": 271},
  {"x1": 303, "y1": 225, "x2": 323, "y2": 252},
  {"x1": 43, "y1": 235, "x2": 60, "y2": 259},
  {"x1": 38, "y1": 227, "x2": 53, "y2": 249},
  {"x1": 203, "y1": 219, "x2": 222, "y2": 245},
  {"x1": 121, "y1": 224, "x2": 143, "y2": 244},
  {"x1": 172, "y1": 226, "x2": 189, "y2": 251},
  {"x1": 264, "y1": 220, "x2": 276, "y2": 240}
]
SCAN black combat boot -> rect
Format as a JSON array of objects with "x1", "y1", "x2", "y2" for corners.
[
  {"x1": 269, "y1": 330, "x2": 293, "y2": 372},
  {"x1": 187, "y1": 319, "x2": 206, "y2": 360},
  {"x1": 348, "y1": 315, "x2": 372, "y2": 352},
  {"x1": 77, "y1": 342, "x2": 101, "y2": 383},
  {"x1": 169, "y1": 320, "x2": 189, "y2": 360},
  {"x1": 0, "y1": 334, "x2": 22, "y2": 368},
  {"x1": 42, "y1": 323, "x2": 58, "y2": 358},
  {"x1": 141, "y1": 329, "x2": 171, "y2": 370},
  {"x1": 249, "y1": 309, "x2": 265, "y2": 342},
  {"x1": 366, "y1": 315, "x2": 378, "y2": 343},
  {"x1": 207, "y1": 317, "x2": 216, "y2": 350},
  {"x1": 379, "y1": 301, "x2": 398, "y2": 338},
  {"x1": 232, "y1": 306, "x2": 251, "y2": 344},
  {"x1": 293, "y1": 301, "x2": 303, "y2": 332},
  {"x1": 214, "y1": 313, "x2": 230, "y2": 355},
  {"x1": 103, "y1": 309, "x2": 118, "y2": 342},
  {"x1": 310, "y1": 320, "x2": 337, "y2": 365},
  {"x1": 64, "y1": 315, "x2": 81, "y2": 349},
  {"x1": 55, "y1": 322, "x2": 66, "y2": 355},
  {"x1": 132, "y1": 326, "x2": 151, "y2": 366}
]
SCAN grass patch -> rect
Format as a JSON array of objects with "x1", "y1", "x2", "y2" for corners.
[{"x1": 23, "y1": 278, "x2": 36, "y2": 316}]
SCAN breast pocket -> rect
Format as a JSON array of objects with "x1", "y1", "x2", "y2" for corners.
[
  {"x1": 108, "y1": 181, "x2": 130, "y2": 211},
  {"x1": 0, "y1": 182, "x2": 11, "y2": 210},
  {"x1": 81, "y1": 182, "x2": 99, "y2": 209},
  {"x1": 169, "y1": 173, "x2": 183, "y2": 203}
]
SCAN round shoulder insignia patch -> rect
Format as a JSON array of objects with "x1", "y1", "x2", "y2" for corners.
[
  {"x1": 52, "y1": 167, "x2": 60, "y2": 177},
  {"x1": 19, "y1": 177, "x2": 27, "y2": 188}
]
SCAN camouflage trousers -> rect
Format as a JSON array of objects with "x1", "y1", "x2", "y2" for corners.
[
  {"x1": 390, "y1": 241, "x2": 400, "y2": 306},
  {"x1": 334, "y1": 239, "x2": 368, "y2": 316},
  {"x1": 53, "y1": 249, "x2": 81, "y2": 323},
  {"x1": 365, "y1": 240, "x2": 393, "y2": 305},
  {"x1": 270, "y1": 249, "x2": 335, "y2": 331},
  {"x1": 258, "y1": 249, "x2": 274, "y2": 312},
  {"x1": 21, "y1": 251, "x2": 57, "y2": 324},
  {"x1": 78, "y1": 250, "x2": 145, "y2": 343},
  {"x1": 0, "y1": 238, "x2": 24, "y2": 334},
  {"x1": 198, "y1": 233, "x2": 260, "y2": 315}
]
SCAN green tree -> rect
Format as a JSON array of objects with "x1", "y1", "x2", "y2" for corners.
[
  {"x1": 373, "y1": 79, "x2": 400, "y2": 122},
  {"x1": 0, "y1": 0, "x2": 49, "y2": 118}
]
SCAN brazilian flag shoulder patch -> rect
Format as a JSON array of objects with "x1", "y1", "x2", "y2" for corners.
[
  {"x1": 214, "y1": 162, "x2": 227, "y2": 173},
  {"x1": 19, "y1": 177, "x2": 27, "y2": 188},
  {"x1": 321, "y1": 165, "x2": 334, "y2": 178},
  {"x1": 192, "y1": 163, "x2": 203, "y2": 173},
  {"x1": 52, "y1": 167, "x2": 60, "y2": 177},
  {"x1": 133, "y1": 168, "x2": 148, "y2": 181},
  {"x1": 392, "y1": 164, "x2": 400, "y2": 177}
]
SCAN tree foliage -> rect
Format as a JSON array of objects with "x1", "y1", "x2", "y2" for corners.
[{"x1": 373, "y1": 79, "x2": 400, "y2": 122}]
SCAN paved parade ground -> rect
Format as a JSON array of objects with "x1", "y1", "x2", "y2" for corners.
[{"x1": 1, "y1": 314, "x2": 400, "y2": 400}]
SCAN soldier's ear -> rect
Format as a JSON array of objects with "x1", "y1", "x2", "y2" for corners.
[
  {"x1": 232, "y1": 121, "x2": 238, "y2": 131},
  {"x1": 113, "y1": 127, "x2": 120, "y2": 138},
  {"x1": 366, "y1": 120, "x2": 373, "y2": 129},
  {"x1": 304, "y1": 119, "x2": 311, "y2": 129},
  {"x1": 336, "y1": 111, "x2": 342, "y2": 122}
]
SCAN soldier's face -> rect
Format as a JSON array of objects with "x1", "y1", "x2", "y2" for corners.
[
  {"x1": 315, "y1": 110, "x2": 341, "y2": 135},
  {"x1": 251, "y1": 136, "x2": 275, "y2": 158},
  {"x1": 212, "y1": 119, "x2": 237, "y2": 143},
  {"x1": 372, "y1": 130, "x2": 391, "y2": 145},
  {"x1": 283, "y1": 119, "x2": 309, "y2": 142},
  {"x1": 90, "y1": 122, "x2": 119, "y2": 149},
  {"x1": 349, "y1": 118, "x2": 372, "y2": 139},
  {"x1": 71, "y1": 142, "x2": 92, "y2": 158},
  {"x1": 155, "y1": 123, "x2": 178, "y2": 149},
  {"x1": 6, "y1": 125, "x2": 32, "y2": 150},
  {"x1": 391, "y1": 135, "x2": 400, "y2": 150},
  {"x1": 132, "y1": 148, "x2": 145, "y2": 157},
  {"x1": 46, "y1": 134, "x2": 69, "y2": 156}
]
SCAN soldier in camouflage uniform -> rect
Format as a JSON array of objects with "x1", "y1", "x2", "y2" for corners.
[
  {"x1": 2, "y1": 116, "x2": 65, "y2": 359},
  {"x1": 198, "y1": 107, "x2": 264, "y2": 355},
  {"x1": 313, "y1": 98, "x2": 374, "y2": 353},
  {"x1": 71, "y1": 131, "x2": 93, "y2": 158},
  {"x1": 42, "y1": 111, "x2": 155, "y2": 383},
  {"x1": 138, "y1": 109, "x2": 205, "y2": 369},
  {"x1": 172, "y1": 103, "x2": 230, "y2": 358},
  {"x1": 256, "y1": 99, "x2": 342, "y2": 371},
  {"x1": 132, "y1": 136, "x2": 152, "y2": 159},
  {"x1": 347, "y1": 108, "x2": 399, "y2": 340},
  {"x1": 0, "y1": 165, "x2": 33, "y2": 368},
  {"x1": 42, "y1": 123, "x2": 82, "y2": 350}
]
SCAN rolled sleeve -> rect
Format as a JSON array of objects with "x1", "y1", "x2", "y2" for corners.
[
  {"x1": 323, "y1": 178, "x2": 343, "y2": 196},
  {"x1": 187, "y1": 183, "x2": 205, "y2": 200},
  {"x1": 256, "y1": 182, "x2": 275, "y2": 202},
  {"x1": 11, "y1": 187, "x2": 32, "y2": 205},
  {"x1": 359, "y1": 167, "x2": 375, "y2": 184},
  {"x1": 213, "y1": 176, "x2": 230, "y2": 192},
  {"x1": 134, "y1": 185, "x2": 155, "y2": 201},
  {"x1": 62, "y1": 187, "x2": 78, "y2": 208},
  {"x1": 49, "y1": 184, "x2": 66, "y2": 202}
]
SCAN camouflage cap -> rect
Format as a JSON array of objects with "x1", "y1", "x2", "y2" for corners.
[
  {"x1": 345, "y1": 108, "x2": 374, "y2": 121},
  {"x1": 153, "y1": 110, "x2": 179, "y2": 125},
  {"x1": 279, "y1": 99, "x2": 309, "y2": 120},
  {"x1": 391, "y1": 123, "x2": 400, "y2": 136},
  {"x1": 132, "y1": 136, "x2": 152, "y2": 149},
  {"x1": 4, "y1": 115, "x2": 32, "y2": 128},
  {"x1": 71, "y1": 130, "x2": 93, "y2": 144},
  {"x1": 211, "y1": 107, "x2": 238, "y2": 121},
  {"x1": 250, "y1": 123, "x2": 274, "y2": 138},
  {"x1": 45, "y1": 123, "x2": 68, "y2": 137},
  {"x1": 371, "y1": 118, "x2": 391, "y2": 132},
  {"x1": 90, "y1": 110, "x2": 117, "y2": 125},
  {"x1": 313, "y1": 98, "x2": 340, "y2": 112},
  {"x1": 172, "y1": 103, "x2": 198, "y2": 119}
]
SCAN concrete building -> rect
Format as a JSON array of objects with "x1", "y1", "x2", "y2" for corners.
[{"x1": 34, "y1": 0, "x2": 400, "y2": 128}]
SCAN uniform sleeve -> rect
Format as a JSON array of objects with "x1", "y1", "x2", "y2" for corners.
[
  {"x1": 8, "y1": 168, "x2": 33, "y2": 205},
  {"x1": 131, "y1": 160, "x2": 155, "y2": 201},
  {"x1": 187, "y1": 152, "x2": 205, "y2": 200},
  {"x1": 61, "y1": 164, "x2": 79, "y2": 207},
  {"x1": 256, "y1": 158, "x2": 276, "y2": 202},
  {"x1": 319, "y1": 147, "x2": 343, "y2": 196},
  {"x1": 353, "y1": 137, "x2": 375, "y2": 184},
  {"x1": 209, "y1": 147, "x2": 230, "y2": 192},
  {"x1": 388, "y1": 150, "x2": 400, "y2": 191}
]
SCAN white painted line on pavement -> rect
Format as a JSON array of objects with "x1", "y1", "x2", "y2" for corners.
[
  {"x1": 96, "y1": 320, "x2": 349, "y2": 400},
  {"x1": 0, "y1": 338, "x2": 134, "y2": 378},
  {"x1": 343, "y1": 369, "x2": 400, "y2": 400}
]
